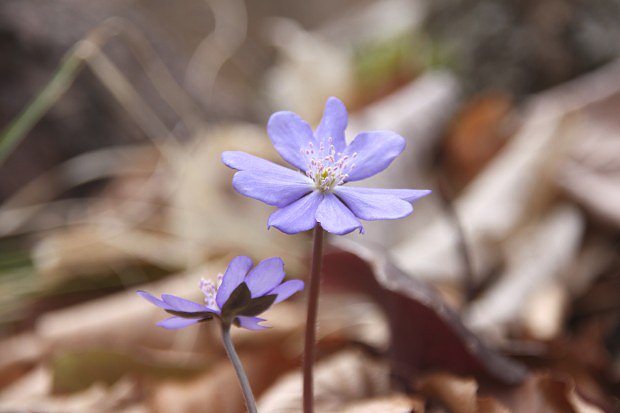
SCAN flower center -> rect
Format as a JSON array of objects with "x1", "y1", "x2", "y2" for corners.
[
  {"x1": 200, "y1": 274, "x2": 223, "y2": 310},
  {"x1": 301, "y1": 138, "x2": 356, "y2": 192}
]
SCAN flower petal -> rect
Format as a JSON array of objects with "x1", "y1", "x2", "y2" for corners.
[
  {"x1": 161, "y1": 294, "x2": 209, "y2": 313},
  {"x1": 335, "y1": 186, "x2": 413, "y2": 220},
  {"x1": 314, "y1": 97, "x2": 348, "y2": 153},
  {"x1": 342, "y1": 131, "x2": 405, "y2": 181},
  {"x1": 267, "y1": 111, "x2": 316, "y2": 170},
  {"x1": 137, "y1": 290, "x2": 173, "y2": 310},
  {"x1": 315, "y1": 193, "x2": 363, "y2": 235},
  {"x1": 337, "y1": 187, "x2": 432, "y2": 202},
  {"x1": 222, "y1": 151, "x2": 290, "y2": 173},
  {"x1": 236, "y1": 316, "x2": 269, "y2": 330},
  {"x1": 269, "y1": 279, "x2": 305, "y2": 304},
  {"x1": 268, "y1": 191, "x2": 323, "y2": 234},
  {"x1": 244, "y1": 257, "x2": 286, "y2": 297},
  {"x1": 157, "y1": 317, "x2": 201, "y2": 329},
  {"x1": 232, "y1": 168, "x2": 313, "y2": 208},
  {"x1": 216, "y1": 256, "x2": 254, "y2": 309}
]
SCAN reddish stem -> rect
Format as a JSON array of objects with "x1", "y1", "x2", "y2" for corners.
[{"x1": 303, "y1": 224, "x2": 324, "y2": 413}]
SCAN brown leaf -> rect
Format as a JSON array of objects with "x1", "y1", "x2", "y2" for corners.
[
  {"x1": 341, "y1": 394, "x2": 425, "y2": 412},
  {"x1": 258, "y1": 350, "x2": 390, "y2": 412},
  {"x1": 0, "y1": 333, "x2": 43, "y2": 389},
  {"x1": 416, "y1": 373, "x2": 477, "y2": 413},
  {"x1": 394, "y1": 60, "x2": 620, "y2": 285},
  {"x1": 152, "y1": 345, "x2": 295, "y2": 413},
  {"x1": 323, "y1": 240, "x2": 527, "y2": 385},
  {"x1": 464, "y1": 204, "x2": 584, "y2": 338},
  {"x1": 35, "y1": 269, "x2": 218, "y2": 355},
  {"x1": 558, "y1": 160, "x2": 620, "y2": 230},
  {"x1": 0, "y1": 374, "x2": 138, "y2": 413},
  {"x1": 508, "y1": 374, "x2": 607, "y2": 413},
  {"x1": 415, "y1": 372, "x2": 509, "y2": 413},
  {"x1": 442, "y1": 92, "x2": 513, "y2": 188},
  {"x1": 555, "y1": 95, "x2": 620, "y2": 229}
]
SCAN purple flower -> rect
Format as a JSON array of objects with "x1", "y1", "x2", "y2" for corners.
[
  {"x1": 138, "y1": 256, "x2": 304, "y2": 330},
  {"x1": 222, "y1": 97, "x2": 431, "y2": 235}
]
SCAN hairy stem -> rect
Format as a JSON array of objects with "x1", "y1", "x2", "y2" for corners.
[
  {"x1": 303, "y1": 224, "x2": 324, "y2": 413},
  {"x1": 221, "y1": 323, "x2": 257, "y2": 413}
]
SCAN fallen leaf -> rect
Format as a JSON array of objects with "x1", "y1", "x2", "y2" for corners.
[
  {"x1": 464, "y1": 204, "x2": 584, "y2": 339},
  {"x1": 0, "y1": 332, "x2": 43, "y2": 389},
  {"x1": 323, "y1": 240, "x2": 528, "y2": 385},
  {"x1": 508, "y1": 374, "x2": 607, "y2": 413},
  {"x1": 258, "y1": 350, "x2": 390, "y2": 412},
  {"x1": 341, "y1": 394, "x2": 425, "y2": 412},
  {"x1": 442, "y1": 92, "x2": 513, "y2": 189},
  {"x1": 0, "y1": 376, "x2": 138, "y2": 413},
  {"x1": 415, "y1": 372, "x2": 510, "y2": 413},
  {"x1": 51, "y1": 349, "x2": 208, "y2": 394},
  {"x1": 152, "y1": 346, "x2": 297, "y2": 413},
  {"x1": 393, "y1": 59, "x2": 620, "y2": 284}
]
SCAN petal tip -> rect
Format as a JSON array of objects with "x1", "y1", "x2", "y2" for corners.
[
  {"x1": 221, "y1": 151, "x2": 234, "y2": 168},
  {"x1": 326, "y1": 95, "x2": 346, "y2": 108}
]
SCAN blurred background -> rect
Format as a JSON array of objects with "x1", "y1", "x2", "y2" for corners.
[{"x1": 1, "y1": 0, "x2": 619, "y2": 411}]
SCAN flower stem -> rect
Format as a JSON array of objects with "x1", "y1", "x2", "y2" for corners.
[
  {"x1": 221, "y1": 323, "x2": 257, "y2": 413},
  {"x1": 303, "y1": 224, "x2": 324, "y2": 413}
]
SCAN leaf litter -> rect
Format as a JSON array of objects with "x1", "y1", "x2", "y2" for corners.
[{"x1": 1, "y1": 3, "x2": 620, "y2": 412}]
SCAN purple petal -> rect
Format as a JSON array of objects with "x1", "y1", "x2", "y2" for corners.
[
  {"x1": 161, "y1": 294, "x2": 209, "y2": 313},
  {"x1": 267, "y1": 191, "x2": 324, "y2": 234},
  {"x1": 269, "y1": 279, "x2": 304, "y2": 304},
  {"x1": 244, "y1": 257, "x2": 286, "y2": 297},
  {"x1": 216, "y1": 256, "x2": 254, "y2": 308},
  {"x1": 236, "y1": 316, "x2": 269, "y2": 331},
  {"x1": 267, "y1": 111, "x2": 316, "y2": 171},
  {"x1": 314, "y1": 97, "x2": 348, "y2": 153},
  {"x1": 315, "y1": 193, "x2": 363, "y2": 235},
  {"x1": 342, "y1": 131, "x2": 405, "y2": 181},
  {"x1": 334, "y1": 186, "x2": 413, "y2": 220},
  {"x1": 137, "y1": 290, "x2": 173, "y2": 310},
  {"x1": 157, "y1": 317, "x2": 201, "y2": 329},
  {"x1": 222, "y1": 151, "x2": 303, "y2": 175},
  {"x1": 337, "y1": 187, "x2": 432, "y2": 202},
  {"x1": 232, "y1": 168, "x2": 313, "y2": 208}
]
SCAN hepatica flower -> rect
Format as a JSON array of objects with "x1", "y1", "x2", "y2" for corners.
[
  {"x1": 138, "y1": 256, "x2": 304, "y2": 330},
  {"x1": 222, "y1": 97, "x2": 431, "y2": 235}
]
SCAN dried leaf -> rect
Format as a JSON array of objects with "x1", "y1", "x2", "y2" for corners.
[
  {"x1": 323, "y1": 240, "x2": 527, "y2": 385},
  {"x1": 0, "y1": 366, "x2": 51, "y2": 402},
  {"x1": 558, "y1": 161, "x2": 620, "y2": 230},
  {"x1": 394, "y1": 59, "x2": 620, "y2": 284},
  {"x1": 416, "y1": 373, "x2": 477, "y2": 413},
  {"x1": 35, "y1": 268, "x2": 220, "y2": 355},
  {"x1": 415, "y1": 372, "x2": 510, "y2": 413},
  {"x1": 51, "y1": 350, "x2": 207, "y2": 394},
  {"x1": 442, "y1": 92, "x2": 513, "y2": 188},
  {"x1": 508, "y1": 375, "x2": 607, "y2": 413},
  {"x1": 521, "y1": 282, "x2": 569, "y2": 340},
  {"x1": 0, "y1": 375, "x2": 138, "y2": 413},
  {"x1": 464, "y1": 204, "x2": 584, "y2": 338},
  {"x1": 555, "y1": 98, "x2": 620, "y2": 229},
  {"x1": 0, "y1": 333, "x2": 43, "y2": 389},
  {"x1": 152, "y1": 346, "x2": 295, "y2": 413},
  {"x1": 258, "y1": 350, "x2": 390, "y2": 412},
  {"x1": 341, "y1": 394, "x2": 425, "y2": 412}
]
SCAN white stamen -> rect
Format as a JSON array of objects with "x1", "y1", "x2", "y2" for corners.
[
  {"x1": 301, "y1": 138, "x2": 357, "y2": 192},
  {"x1": 200, "y1": 274, "x2": 223, "y2": 310}
]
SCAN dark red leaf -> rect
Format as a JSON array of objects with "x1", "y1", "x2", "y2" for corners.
[{"x1": 322, "y1": 240, "x2": 528, "y2": 385}]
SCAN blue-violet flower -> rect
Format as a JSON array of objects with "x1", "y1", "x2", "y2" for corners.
[
  {"x1": 222, "y1": 96, "x2": 431, "y2": 235},
  {"x1": 138, "y1": 256, "x2": 304, "y2": 330}
]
